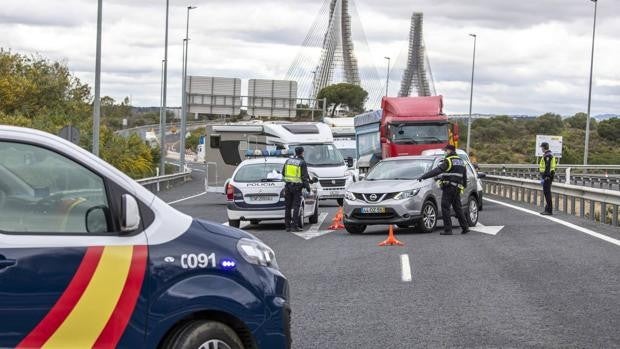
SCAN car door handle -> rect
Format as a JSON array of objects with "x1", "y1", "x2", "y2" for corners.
[{"x1": 0, "y1": 256, "x2": 16, "y2": 269}]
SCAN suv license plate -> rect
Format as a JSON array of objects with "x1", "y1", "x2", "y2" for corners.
[{"x1": 361, "y1": 207, "x2": 386, "y2": 214}]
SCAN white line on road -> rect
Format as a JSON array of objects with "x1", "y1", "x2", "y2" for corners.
[
  {"x1": 294, "y1": 212, "x2": 332, "y2": 240},
  {"x1": 400, "y1": 254, "x2": 412, "y2": 282},
  {"x1": 166, "y1": 192, "x2": 207, "y2": 205},
  {"x1": 485, "y1": 198, "x2": 620, "y2": 247},
  {"x1": 471, "y1": 222, "x2": 505, "y2": 236}
]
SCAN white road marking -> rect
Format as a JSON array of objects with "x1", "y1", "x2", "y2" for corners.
[
  {"x1": 400, "y1": 254, "x2": 412, "y2": 282},
  {"x1": 166, "y1": 191, "x2": 207, "y2": 205},
  {"x1": 485, "y1": 198, "x2": 620, "y2": 247},
  {"x1": 471, "y1": 222, "x2": 505, "y2": 236},
  {"x1": 294, "y1": 212, "x2": 334, "y2": 240}
]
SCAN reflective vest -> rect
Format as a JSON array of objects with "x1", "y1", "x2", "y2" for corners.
[
  {"x1": 539, "y1": 151, "x2": 557, "y2": 175},
  {"x1": 283, "y1": 158, "x2": 303, "y2": 183},
  {"x1": 439, "y1": 155, "x2": 466, "y2": 192}
]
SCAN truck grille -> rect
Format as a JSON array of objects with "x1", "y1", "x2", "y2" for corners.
[{"x1": 319, "y1": 179, "x2": 346, "y2": 187}]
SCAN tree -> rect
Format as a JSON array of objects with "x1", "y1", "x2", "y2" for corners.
[
  {"x1": 529, "y1": 113, "x2": 564, "y2": 135},
  {"x1": 316, "y1": 83, "x2": 368, "y2": 116},
  {"x1": 597, "y1": 118, "x2": 620, "y2": 142},
  {"x1": 565, "y1": 112, "x2": 597, "y2": 130}
]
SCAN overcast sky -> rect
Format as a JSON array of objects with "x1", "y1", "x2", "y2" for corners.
[{"x1": 1, "y1": 0, "x2": 618, "y2": 115}]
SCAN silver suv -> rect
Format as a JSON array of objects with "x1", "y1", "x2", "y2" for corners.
[{"x1": 343, "y1": 155, "x2": 484, "y2": 234}]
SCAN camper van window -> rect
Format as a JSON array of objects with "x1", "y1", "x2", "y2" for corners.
[
  {"x1": 299, "y1": 144, "x2": 344, "y2": 167},
  {"x1": 210, "y1": 135, "x2": 221, "y2": 148}
]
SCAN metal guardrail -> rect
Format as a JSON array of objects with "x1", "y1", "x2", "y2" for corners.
[
  {"x1": 137, "y1": 171, "x2": 192, "y2": 192},
  {"x1": 479, "y1": 164, "x2": 620, "y2": 191},
  {"x1": 483, "y1": 175, "x2": 620, "y2": 227}
]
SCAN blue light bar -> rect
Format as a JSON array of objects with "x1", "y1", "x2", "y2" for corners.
[{"x1": 244, "y1": 149, "x2": 291, "y2": 157}]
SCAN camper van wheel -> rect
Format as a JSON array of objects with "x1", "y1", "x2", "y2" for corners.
[
  {"x1": 336, "y1": 198, "x2": 344, "y2": 207},
  {"x1": 228, "y1": 220, "x2": 240, "y2": 228}
]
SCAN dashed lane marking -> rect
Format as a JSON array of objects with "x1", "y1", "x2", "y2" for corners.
[
  {"x1": 400, "y1": 254, "x2": 412, "y2": 282},
  {"x1": 166, "y1": 192, "x2": 207, "y2": 205},
  {"x1": 485, "y1": 198, "x2": 620, "y2": 247}
]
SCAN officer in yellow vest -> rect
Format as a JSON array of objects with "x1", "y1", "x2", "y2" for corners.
[
  {"x1": 539, "y1": 142, "x2": 557, "y2": 215},
  {"x1": 282, "y1": 147, "x2": 310, "y2": 232},
  {"x1": 417, "y1": 144, "x2": 470, "y2": 235}
]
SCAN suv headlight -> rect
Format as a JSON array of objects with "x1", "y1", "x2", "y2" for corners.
[
  {"x1": 237, "y1": 238, "x2": 278, "y2": 269},
  {"x1": 345, "y1": 190, "x2": 356, "y2": 201},
  {"x1": 393, "y1": 188, "x2": 420, "y2": 200}
]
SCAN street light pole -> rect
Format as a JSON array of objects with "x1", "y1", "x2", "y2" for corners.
[
  {"x1": 384, "y1": 56, "x2": 391, "y2": 97},
  {"x1": 92, "y1": 0, "x2": 102, "y2": 156},
  {"x1": 584, "y1": 0, "x2": 598, "y2": 166},
  {"x1": 466, "y1": 33, "x2": 477, "y2": 155},
  {"x1": 180, "y1": 5, "x2": 197, "y2": 171},
  {"x1": 311, "y1": 70, "x2": 317, "y2": 120},
  {"x1": 159, "y1": 0, "x2": 170, "y2": 175}
]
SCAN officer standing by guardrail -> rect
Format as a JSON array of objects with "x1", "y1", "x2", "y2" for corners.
[
  {"x1": 282, "y1": 147, "x2": 310, "y2": 232},
  {"x1": 539, "y1": 142, "x2": 557, "y2": 215},
  {"x1": 417, "y1": 144, "x2": 469, "y2": 235}
]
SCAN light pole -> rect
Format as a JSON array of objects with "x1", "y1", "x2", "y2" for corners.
[
  {"x1": 584, "y1": 0, "x2": 598, "y2": 166},
  {"x1": 384, "y1": 56, "x2": 391, "y2": 97},
  {"x1": 180, "y1": 5, "x2": 197, "y2": 171},
  {"x1": 92, "y1": 0, "x2": 102, "y2": 156},
  {"x1": 159, "y1": 0, "x2": 170, "y2": 175},
  {"x1": 311, "y1": 70, "x2": 317, "y2": 120},
  {"x1": 466, "y1": 33, "x2": 477, "y2": 155}
]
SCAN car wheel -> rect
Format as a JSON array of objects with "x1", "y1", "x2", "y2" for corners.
[
  {"x1": 344, "y1": 223, "x2": 366, "y2": 234},
  {"x1": 466, "y1": 195, "x2": 479, "y2": 227},
  {"x1": 163, "y1": 320, "x2": 243, "y2": 349},
  {"x1": 228, "y1": 219, "x2": 240, "y2": 228},
  {"x1": 250, "y1": 220, "x2": 260, "y2": 225},
  {"x1": 309, "y1": 202, "x2": 319, "y2": 224},
  {"x1": 416, "y1": 201, "x2": 437, "y2": 233},
  {"x1": 336, "y1": 198, "x2": 344, "y2": 207},
  {"x1": 298, "y1": 202, "x2": 305, "y2": 228}
]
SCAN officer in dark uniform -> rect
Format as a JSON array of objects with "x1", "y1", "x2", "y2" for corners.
[
  {"x1": 417, "y1": 144, "x2": 470, "y2": 235},
  {"x1": 539, "y1": 142, "x2": 557, "y2": 215},
  {"x1": 282, "y1": 147, "x2": 310, "y2": 232}
]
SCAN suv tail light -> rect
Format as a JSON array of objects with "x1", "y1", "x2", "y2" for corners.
[{"x1": 226, "y1": 184, "x2": 235, "y2": 201}]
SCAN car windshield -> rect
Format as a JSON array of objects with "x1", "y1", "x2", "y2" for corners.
[
  {"x1": 388, "y1": 123, "x2": 449, "y2": 144},
  {"x1": 338, "y1": 148, "x2": 357, "y2": 160},
  {"x1": 234, "y1": 163, "x2": 284, "y2": 182},
  {"x1": 297, "y1": 144, "x2": 344, "y2": 167},
  {"x1": 366, "y1": 159, "x2": 434, "y2": 181}
]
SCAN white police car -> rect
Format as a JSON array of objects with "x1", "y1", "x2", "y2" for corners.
[{"x1": 226, "y1": 150, "x2": 319, "y2": 228}]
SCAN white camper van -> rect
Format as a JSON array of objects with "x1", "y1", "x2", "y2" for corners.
[{"x1": 204, "y1": 121, "x2": 354, "y2": 205}]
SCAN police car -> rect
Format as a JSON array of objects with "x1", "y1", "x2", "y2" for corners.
[
  {"x1": 0, "y1": 126, "x2": 290, "y2": 349},
  {"x1": 226, "y1": 150, "x2": 319, "y2": 228}
]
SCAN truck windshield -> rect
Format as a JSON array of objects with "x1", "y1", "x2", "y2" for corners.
[
  {"x1": 298, "y1": 144, "x2": 345, "y2": 167},
  {"x1": 366, "y1": 159, "x2": 434, "y2": 181},
  {"x1": 388, "y1": 124, "x2": 448, "y2": 144},
  {"x1": 234, "y1": 163, "x2": 283, "y2": 182}
]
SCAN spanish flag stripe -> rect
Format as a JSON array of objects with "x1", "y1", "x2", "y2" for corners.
[
  {"x1": 42, "y1": 245, "x2": 133, "y2": 349},
  {"x1": 93, "y1": 245, "x2": 148, "y2": 348},
  {"x1": 17, "y1": 246, "x2": 104, "y2": 349}
]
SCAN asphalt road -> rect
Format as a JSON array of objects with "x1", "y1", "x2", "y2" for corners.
[{"x1": 157, "y1": 178, "x2": 620, "y2": 348}]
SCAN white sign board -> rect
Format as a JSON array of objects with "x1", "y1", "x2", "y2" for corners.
[{"x1": 535, "y1": 135, "x2": 563, "y2": 158}]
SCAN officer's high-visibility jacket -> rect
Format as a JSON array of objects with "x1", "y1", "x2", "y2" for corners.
[
  {"x1": 418, "y1": 153, "x2": 468, "y2": 191},
  {"x1": 282, "y1": 157, "x2": 310, "y2": 187},
  {"x1": 539, "y1": 150, "x2": 557, "y2": 179}
]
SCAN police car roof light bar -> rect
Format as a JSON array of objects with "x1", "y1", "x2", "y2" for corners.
[{"x1": 244, "y1": 149, "x2": 291, "y2": 158}]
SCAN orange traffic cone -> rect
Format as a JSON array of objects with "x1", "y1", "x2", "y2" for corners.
[
  {"x1": 328, "y1": 207, "x2": 345, "y2": 230},
  {"x1": 378, "y1": 225, "x2": 404, "y2": 246}
]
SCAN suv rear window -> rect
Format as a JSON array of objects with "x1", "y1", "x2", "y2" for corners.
[{"x1": 234, "y1": 163, "x2": 284, "y2": 182}]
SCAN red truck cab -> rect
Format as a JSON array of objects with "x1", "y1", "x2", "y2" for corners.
[{"x1": 380, "y1": 96, "x2": 458, "y2": 158}]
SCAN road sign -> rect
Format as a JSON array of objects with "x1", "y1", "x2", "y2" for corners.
[
  {"x1": 535, "y1": 135, "x2": 563, "y2": 158},
  {"x1": 59, "y1": 126, "x2": 80, "y2": 145}
]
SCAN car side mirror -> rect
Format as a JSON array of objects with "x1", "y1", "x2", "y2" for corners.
[
  {"x1": 477, "y1": 172, "x2": 487, "y2": 179},
  {"x1": 380, "y1": 137, "x2": 387, "y2": 144},
  {"x1": 346, "y1": 156, "x2": 354, "y2": 168},
  {"x1": 311, "y1": 177, "x2": 319, "y2": 184},
  {"x1": 358, "y1": 172, "x2": 366, "y2": 180},
  {"x1": 121, "y1": 194, "x2": 141, "y2": 233},
  {"x1": 85, "y1": 206, "x2": 110, "y2": 234}
]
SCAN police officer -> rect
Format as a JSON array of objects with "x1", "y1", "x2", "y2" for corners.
[
  {"x1": 282, "y1": 146, "x2": 310, "y2": 232},
  {"x1": 539, "y1": 142, "x2": 557, "y2": 215},
  {"x1": 417, "y1": 144, "x2": 469, "y2": 235}
]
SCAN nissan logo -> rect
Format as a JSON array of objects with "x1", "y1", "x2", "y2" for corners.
[{"x1": 369, "y1": 194, "x2": 377, "y2": 201}]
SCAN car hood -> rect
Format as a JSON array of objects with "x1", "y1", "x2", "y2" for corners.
[{"x1": 347, "y1": 180, "x2": 424, "y2": 194}]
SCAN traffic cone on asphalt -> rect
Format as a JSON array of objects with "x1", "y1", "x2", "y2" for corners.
[
  {"x1": 328, "y1": 207, "x2": 345, "y2": 230},
  {"x1": 378, "y1": 225, "x2": 404, "y2": 246}
]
